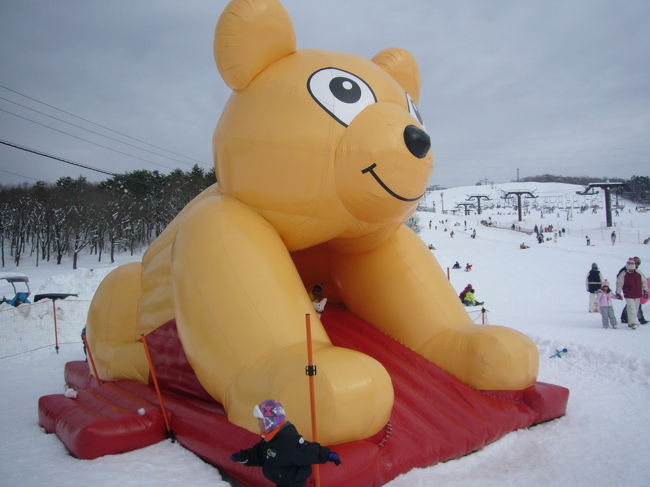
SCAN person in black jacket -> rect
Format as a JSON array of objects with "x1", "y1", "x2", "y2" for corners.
[
  {"x1": 231, "y1": 399, "x2": 341, "y2": 487},
  {"x1": 586, "y1": 263, "x2": 603, "y2": 312}
]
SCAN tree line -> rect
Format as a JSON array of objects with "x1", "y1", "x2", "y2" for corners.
[
  {"x1": 2, "y1": 169, "x2": 647, "y2": 269},
  {"x1": 0, "y1": 165, "x2": 216, "y2": 269}
]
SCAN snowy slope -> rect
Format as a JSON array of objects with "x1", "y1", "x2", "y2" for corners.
[{"x1": 0, "y1": 182, "x2": 648, "y2": 487}]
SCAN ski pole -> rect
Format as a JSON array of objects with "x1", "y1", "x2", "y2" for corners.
[
  {"x1": 140, "y1": 333, "x2": 176, "y2": 442},
  {"x1": 52, "y1": 299, "x2": 60, "y2": 354},
  {"x1": 305, "y1": 313, "x2": 321, "y2": 487}
]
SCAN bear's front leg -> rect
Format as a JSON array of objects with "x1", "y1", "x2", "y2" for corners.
[
  {"x1": 171, "y1": 194, "x2": 393, "y2": 444},
  {"x1": 331, "y1": 224, "x2": 539, "y2": 391}
]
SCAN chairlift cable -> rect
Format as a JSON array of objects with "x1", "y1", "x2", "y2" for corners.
[
  {"x1": 0, "y1": 83, "x2": 207, "y2": 165},
  {"x1": 0, "y1": 167, "x2": 40, "y2": 182},
  {"x1": 0, "y1": 95, "x2": 202, "y2": 168},
  {"x1": 0, "y1": 138, "x2": 116, "y2": 176},
  {"x1": 0, "y1": 107, "x2": 176, "y2": 171}
]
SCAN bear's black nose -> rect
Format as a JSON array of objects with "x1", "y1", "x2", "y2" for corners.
[{"x1": 403, "y1": 125, "x2": 430, "y2": 159}]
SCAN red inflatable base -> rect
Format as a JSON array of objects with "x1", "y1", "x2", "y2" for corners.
[{"x1": 39, "y1": 307, "x2": 569, "y2": 486}]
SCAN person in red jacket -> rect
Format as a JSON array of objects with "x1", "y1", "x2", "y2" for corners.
[
  {"x1": 459, "y1": 284, "x2": 472, "y2": 302},
  {"x1": 616, "y1": 258, "x2": 648, "y2": 329},
  {"x1": 617, "y1": 256, "x2": 647, "y2": 324}
]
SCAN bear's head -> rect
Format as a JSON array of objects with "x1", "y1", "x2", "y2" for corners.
[{"x1": 214, "y1": 0, "x2": 433, "y2": 251}]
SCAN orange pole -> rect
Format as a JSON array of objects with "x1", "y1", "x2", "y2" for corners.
[
  {"x1": 52, "y1": 300, "x2": 60, "y2": 354},
  {"x1": 140, "y1": 334, "x2": 175, "y2": 441},
  {"x1": 82, "y1": 331, "x2": 102, "y2": 386},
  {"x1": 305, "y1": 313, "x2": 321, "y2": 487}
]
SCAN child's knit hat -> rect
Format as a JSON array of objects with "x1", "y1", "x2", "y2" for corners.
[{"x1": 253, "y1": 399, "x2": 286, "y2": 433}]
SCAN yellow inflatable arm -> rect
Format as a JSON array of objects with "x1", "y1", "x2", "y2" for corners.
[
  {"x1": 331, "y1": 224, "x2": 539, "y2": 390},
  {"x1": 86, "y1": 262, "x2": 148, "y2": 382},
  {"x1": 170, "y1": 194, "x2": 393, "y2": 443}
]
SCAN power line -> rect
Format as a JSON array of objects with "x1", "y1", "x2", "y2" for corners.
[
  {"x1": 0, "y1": 95, "x2": 201, "y2": 168},
  {"x1": 0, "y1": 167, "x2": 40, "y2": 182},
  {"x1": 0, "y1": 107, "x2": 178, "y2": 171},
  {"x1": 0, "y1": 83, "x2": 207, "y2": 165},
  {"x1": 0, "y1": 138, "x2": 116, "y2": 176}
]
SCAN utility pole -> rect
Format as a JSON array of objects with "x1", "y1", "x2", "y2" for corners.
[
  {"x1": 502, "y1": 190, "x2": 537, "y2": 222},
  {"x1": 465, "y1": 195, "x2": 491, "y2": 215},
  {"x1": 576, "y1": 182, "x2": 629, "y2": 227}
]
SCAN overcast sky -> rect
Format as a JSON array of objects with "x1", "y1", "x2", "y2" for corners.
[{"x1": 1, "y1": 0, "x2": 648, "y2": 188}]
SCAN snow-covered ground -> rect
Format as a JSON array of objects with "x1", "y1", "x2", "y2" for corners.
[{"x1": 0, "y1": 182, "x2": 648, "y2": 487}]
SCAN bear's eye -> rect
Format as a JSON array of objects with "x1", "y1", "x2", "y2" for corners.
[
  {"x1": 308, "y1": 68, "x2": 376, "y2": 127},
  {"x1": 406, "y1": 93, "x2": 425, "y2": 127}
]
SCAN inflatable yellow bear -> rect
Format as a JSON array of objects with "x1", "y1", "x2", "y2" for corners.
[{"x1": 86, "y1": 0, "x2": 539, "y2": 445}]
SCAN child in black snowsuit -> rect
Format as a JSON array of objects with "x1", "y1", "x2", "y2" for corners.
[{"x1": 231, "y1": 399, "x2": 341, "y2": 487}]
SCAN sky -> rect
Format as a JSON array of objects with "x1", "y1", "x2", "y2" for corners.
[
  {"x1": 1, "y1": 0, "x2": 649, "y2": 188},
  {"x1": 1, "y1": 182, "x2": 649, "y2": 486}
]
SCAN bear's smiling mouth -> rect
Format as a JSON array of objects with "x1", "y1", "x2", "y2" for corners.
[{"x1": 361, "y1": 163, "x2": 423, "y2": 202}]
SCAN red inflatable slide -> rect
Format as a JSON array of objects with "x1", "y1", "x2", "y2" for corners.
[{"x1": 39, "y1": 306, "x2": 569, "y2": 486}]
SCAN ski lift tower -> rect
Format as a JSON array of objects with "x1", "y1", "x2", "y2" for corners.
[
  {"x1": 576, "y1": 182, "x2": 629, "y2": 228},
  {"x1": 456, "y1": 202, "x2": 475, "y2": 216},
  {"x1": 465, "y1": 194, "x2": 491, "y2": 215},
  {"x1": 502, "y1": 190, "x2": 537, "y2": 222}
]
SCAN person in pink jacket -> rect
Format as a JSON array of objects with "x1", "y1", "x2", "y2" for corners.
[{"x1": 595, "y1": 280, "x2": 617, "y2": 329}]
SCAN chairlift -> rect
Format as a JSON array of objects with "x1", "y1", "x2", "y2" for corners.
[{"x1": 0, "y1": 272, "x2": 31, "y2": 307}]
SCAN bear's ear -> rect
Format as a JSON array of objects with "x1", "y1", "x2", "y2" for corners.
[
  {"x1": 372, "y1": 48, "x2": 421, "y2": 103},
  {"x1": 215, "y1": 0, "x2": 297, "y2": 91}
]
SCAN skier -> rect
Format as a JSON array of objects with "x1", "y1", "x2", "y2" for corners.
[
  {"x1": 230, "y1": 399, "x2": 341, "y2": 487},
  {"x1": 610, "y1": 231, "x2": 616, "y2": 246},
  {"x1": 586, "y1": 263, "x2": 602, "y2": 312}
]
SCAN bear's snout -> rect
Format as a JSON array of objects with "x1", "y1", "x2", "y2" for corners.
[{"x1": 403, "y1": 125, "x2": 430, "y2": 159}]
